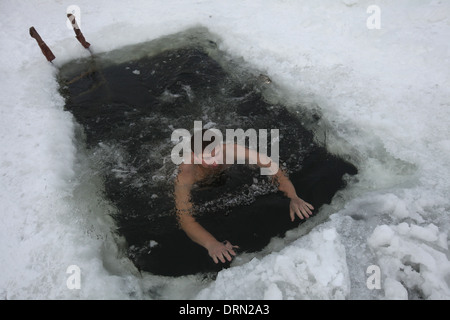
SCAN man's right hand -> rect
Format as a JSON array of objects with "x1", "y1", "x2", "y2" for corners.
[{"x1": 206, "y1": 240, "x2": 239, "y2": 264}]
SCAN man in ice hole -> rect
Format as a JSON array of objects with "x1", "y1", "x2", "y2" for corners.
[{"x1": 174, "y1": 130, "x2": 314, "y2": 264}]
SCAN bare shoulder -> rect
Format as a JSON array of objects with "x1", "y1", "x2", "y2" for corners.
[
  {"x1": 175, "y1": 163, "x2": 197, "y2": 186},
  {"x1": 222, "y1": 142, "x2": 238, "y2": 156},
  {"x1": 223, "y1": 142, "x2": 247, "y2": 161}
]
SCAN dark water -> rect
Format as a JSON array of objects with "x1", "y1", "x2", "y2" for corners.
[{"x1": 58, "y1": 30, "x2": 357, "y2": 276}]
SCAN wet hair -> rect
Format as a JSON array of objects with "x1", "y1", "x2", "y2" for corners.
[{"x1": 190, "y1": 129, "x2": 216, "y2": 155}]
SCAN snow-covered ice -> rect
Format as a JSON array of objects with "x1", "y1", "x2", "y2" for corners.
[
  {"x1": 196, "y1": 228, "x2": 350, "y2": 300},
  {"x1": 1, "y1": 0, "x2": 450, "y2": 299}
]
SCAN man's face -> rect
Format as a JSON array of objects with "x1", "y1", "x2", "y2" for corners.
[{"x1": 194, "y1": 148, "x2": 223, "y2": 169}]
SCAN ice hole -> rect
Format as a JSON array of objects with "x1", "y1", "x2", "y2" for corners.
[{"x1": 58, "y1": 27, "x2": 357, "y2": 276}]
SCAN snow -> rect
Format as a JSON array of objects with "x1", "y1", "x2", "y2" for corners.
[
  {"x1": 1, "y1": 0, "x2": 450, "y2": 299},
  {"x1": 368, "y1": 223, "x2": 450, "y2": 299},
  {"x1": 196, "y1": 227, "x2": 349, "y2": 300}
]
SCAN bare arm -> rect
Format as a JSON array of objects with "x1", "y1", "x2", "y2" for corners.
[
  {"x1": 229, "y1": 143, "x2": 314, "y2": 220},
  {"x1": 272, "y1": 166, "x2": 314, "y2": 221},
  {"x1": 174, "y1": 164, "x2": 238, "y2": 263}
]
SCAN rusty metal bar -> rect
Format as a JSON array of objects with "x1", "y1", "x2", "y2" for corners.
[
  {"x1": 29, "y1": 27, "x2": 56, "y2": 62},
  {"x1": 67, "y1": 14, "x2": 90, "y2": 49}
]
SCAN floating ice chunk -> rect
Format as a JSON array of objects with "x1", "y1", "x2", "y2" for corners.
[
  {"x1": 203, "y1": 121, "x2": 217, "y2": 129},
  {"x1": 149, "y1": 240, "x2": 158, "y2": 248}
]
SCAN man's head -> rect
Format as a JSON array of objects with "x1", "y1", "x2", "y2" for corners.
[{"x1": 191, "y1": 129, "x2": 223, "y2": 169}]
